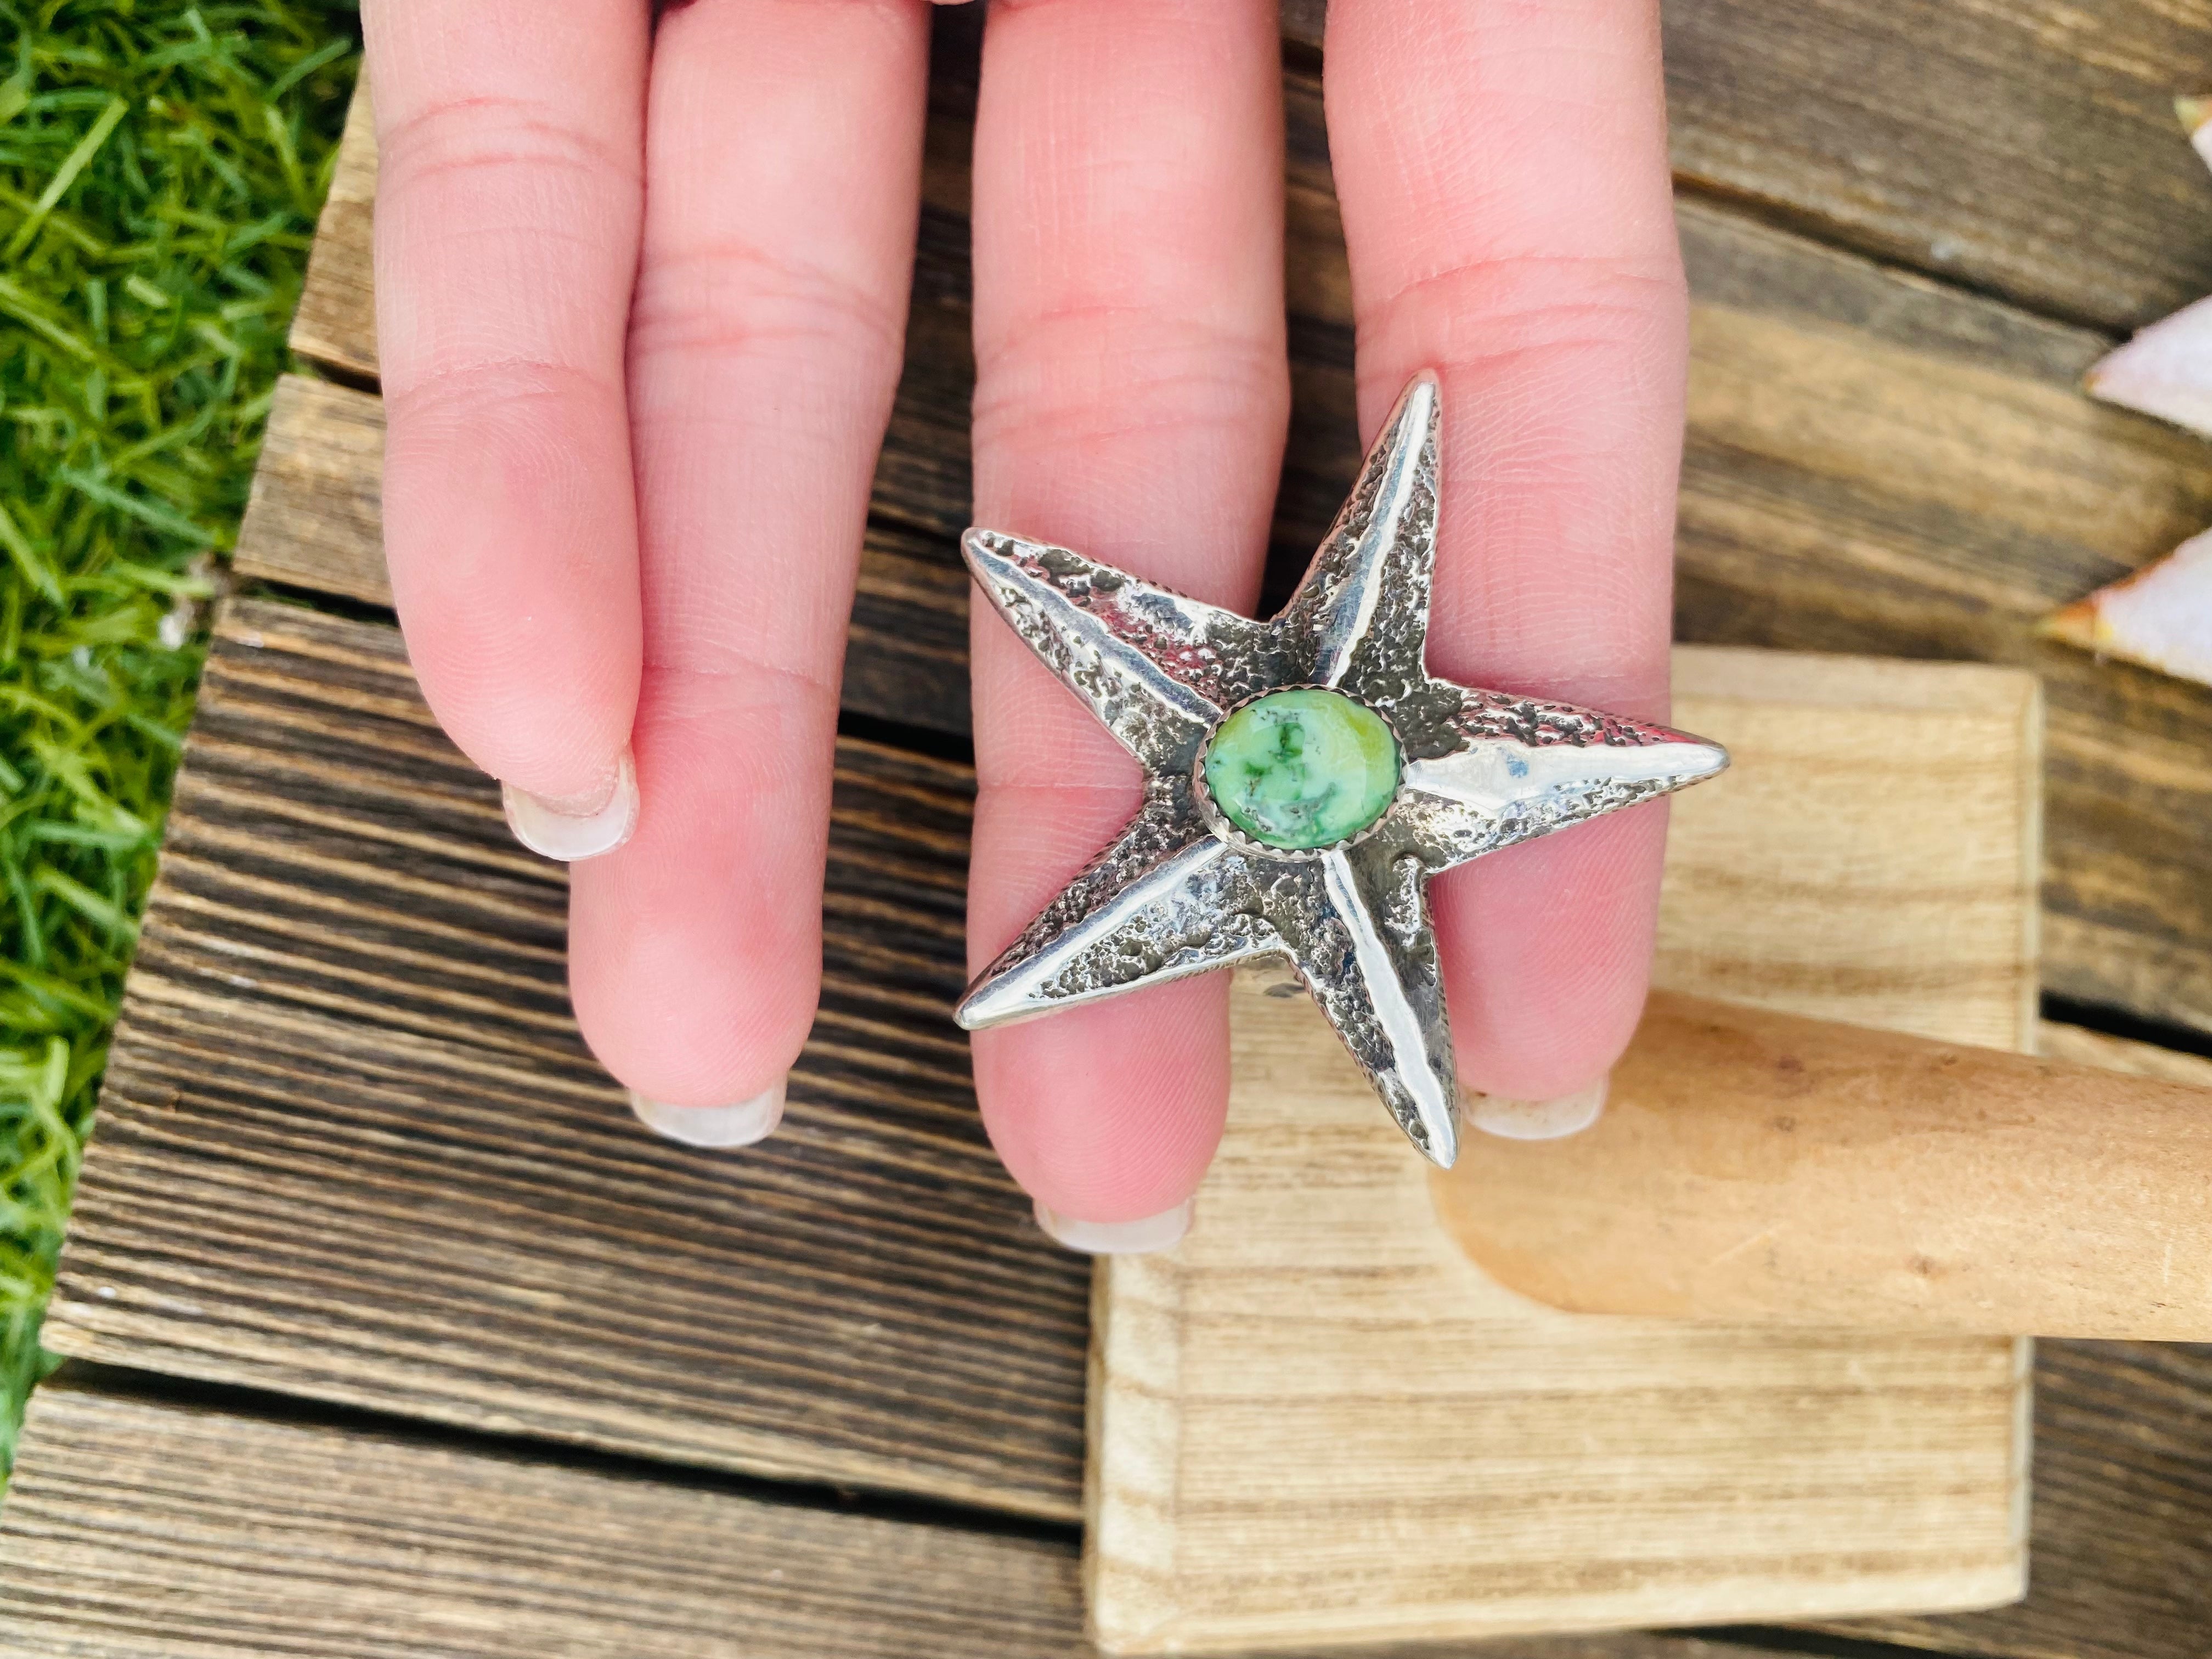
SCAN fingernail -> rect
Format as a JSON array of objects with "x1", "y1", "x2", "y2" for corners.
[
  {"x1": 1033, "y1": 1198, "x2": 1193, "y2": 1256},
  {"x1": 502, "y1": 748, "x2": 639, "y2": 862},
  {"x1": 1464, "y1": 1077, "x2": 1608, "y2": 1141},
  {"x1": 628, "y1": 1079, "x2": 785, "y2": 1149}
]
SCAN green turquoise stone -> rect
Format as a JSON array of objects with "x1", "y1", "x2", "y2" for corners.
[{"x1": 1203, "y1": 689, "x2": 1401, "y2": 850}]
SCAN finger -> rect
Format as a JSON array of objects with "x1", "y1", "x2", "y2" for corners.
[
  {"x1": 564, "y1": 0, "x2": 932, "y2": 1115},
  {"x1": 363, "y1": 0, "x2": 647, "y2": 850},
  {"x1": 1326, "y1": 0, "x2": 1689, "y2": 1104},
  {"x1": 967, "y1": 0, "x2": 1286, "y2": 1227}
]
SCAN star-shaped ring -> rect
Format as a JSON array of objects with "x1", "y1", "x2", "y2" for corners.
[{"x1": 955, "y1": 373, "x2": 1728, "y2": 1167}]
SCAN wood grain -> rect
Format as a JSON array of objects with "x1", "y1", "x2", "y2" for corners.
[
  {"x1": 0, "y1": 1383, "x2": 1839, "y2": 1659},
  {"x1": 44, "y1": 599, "x2": 1090, "y2": 1521},
  {"x1": 26, "y1": 14, "x2": 2209, "y2": 1655},
  {"x1": 238, "y1": 374, "x2": 381, "y2": 596},
  {"x1": 1669, "y1": 211, "x2": 2212, "y2": 1034},
  {"x1": 1654, "y1": 650, "x2": 2043, "y2": 1051},
  {"x1": 1086, "y1": 648, "x2": 2041, "y2": 1654},
  {"x1": 1300, "y1": 5, "x2": 2212, "y2": 333},
  {"x1": 1438, "y1": 990, "x2": 2212, "y2": 1339},
  {"x1": 259, "y1": 70, "x2": 2212, "y2": 1034},
  {"x1": 5, "y1": 1379, "x2": 2202, "y2": 1659},
  {"x1": 1656, "y1": 1, "x2": 2212, "y2": 334},
  {"x1": 1831, "y1": 1338, "x2": 2212, "y2": 1659}
]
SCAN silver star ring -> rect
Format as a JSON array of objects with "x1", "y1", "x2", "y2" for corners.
[{"x1": 955, "y1": 373, "x2": 1728, "y2": 1167}]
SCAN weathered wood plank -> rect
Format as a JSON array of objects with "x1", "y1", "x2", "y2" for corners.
[
  {"x1": 60, "y1": 607, "x2": 2029, "y2": 1522},
  {"x1": 0, "y1": 1384, "x2": 1832, "y2": 1659},
  {"x1": 254, "y1": 69, "x2": 2212, "y2": 1030},
  {"x1": 1827, "y1": 1341, "x2": 2212, "y2": 1659},
  {"x1": 1294, "y1": 1, "x2": 2212, "y2": 333},
  {"x1": 1669, "y1": 205, "x2": 2212, "y2": 1032},
  {"x1": 0, "y1": 1383, "x2": 1081, "y2": 1659},
  {"x1": 46, "y1": 599, "x2": 1088, "y2": 1519},
  {"x1": 1657, "y1": 0, "x2": 2212, "y2": 334},
  {"x1": 236, "y1": 374, "x2": 380, "y2": 596}
]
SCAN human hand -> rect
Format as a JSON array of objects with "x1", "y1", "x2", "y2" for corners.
[{"x1": 363, "y1": 0, "x2": 1686, "y2": 1246}]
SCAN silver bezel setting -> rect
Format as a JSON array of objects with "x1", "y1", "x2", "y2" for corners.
[{"x1": 1190, "y1": 685, "x2": 1410, "y2": 862}]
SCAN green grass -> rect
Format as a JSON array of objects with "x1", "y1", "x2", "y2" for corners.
[{"x1": 0, "y1": 0, "x2": 358, "y2": 1475}]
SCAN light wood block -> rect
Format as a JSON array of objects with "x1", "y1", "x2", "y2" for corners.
[{"x1": 1087, "y1": 652, "x2": 2042, "y2": 1654}]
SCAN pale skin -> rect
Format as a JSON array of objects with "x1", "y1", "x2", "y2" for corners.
[{"x1": 363, "y1": 0, "x2": 1686, "y2": 1237}]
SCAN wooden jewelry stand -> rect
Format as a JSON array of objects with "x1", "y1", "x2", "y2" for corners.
[{"x1": 1087, "y1": 648, "x2": 2043, "y2": 1652}]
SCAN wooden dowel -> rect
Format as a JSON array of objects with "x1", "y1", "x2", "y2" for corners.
[{"x1": 1433, "y1": 991, "x2": 2212, "y2": 1339}]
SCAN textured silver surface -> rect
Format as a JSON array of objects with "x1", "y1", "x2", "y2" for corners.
[{"x1": 957, "y1": 373, "x2": 1729, "y2": 1166}]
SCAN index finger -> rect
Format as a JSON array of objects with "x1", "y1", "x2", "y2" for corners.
[
  {"x1": 363, "y1": 0, "x2": 647, "y2": 850},
  {"x1": 1326, "y1": 0, "x2": 1690, "y2": 1110}
]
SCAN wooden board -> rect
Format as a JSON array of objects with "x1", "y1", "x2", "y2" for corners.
[
  {"x1": 47, "y1": 603, "x2": 2035, "y2": 1531},
  {"x1": 257, "y1": 68, "x2": 2212, "y2": 1035},
  {"x1": 1649, "y1": 650, "x2": 2042, "y2": 1048},
  {"x1": 1652, "y1": 0, "x2": 2212, "y2": 335},
  {"x1": 1087, "y1": 652, "x2": 2040, "y2": 1654},
  {"x1": 0, "y1": 1381, "x2": 1842, "y2": 1659},
  {"x1": 289, "y1": 66, "x2": 375, "y2": 381},
  {"x1": 1669, "y1": 215, "x2": 2212, "y2": 1035},
  {"x1": 1302, "y1": 2, "x2": 2212, "y2": 334},
  {"x1": 2039, "y1": 1020, "x2": 2212, "y2": 1084},
  {"x1": 42, "y1": 599, "x2": 1090, "y2": 1522},
  {"x1": 5, "y1": 1381, "x2": 2202, "y2": 1659},
  {"x1": 0, "y1": 1383, "x2": 1083, "y2": 1659}
]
